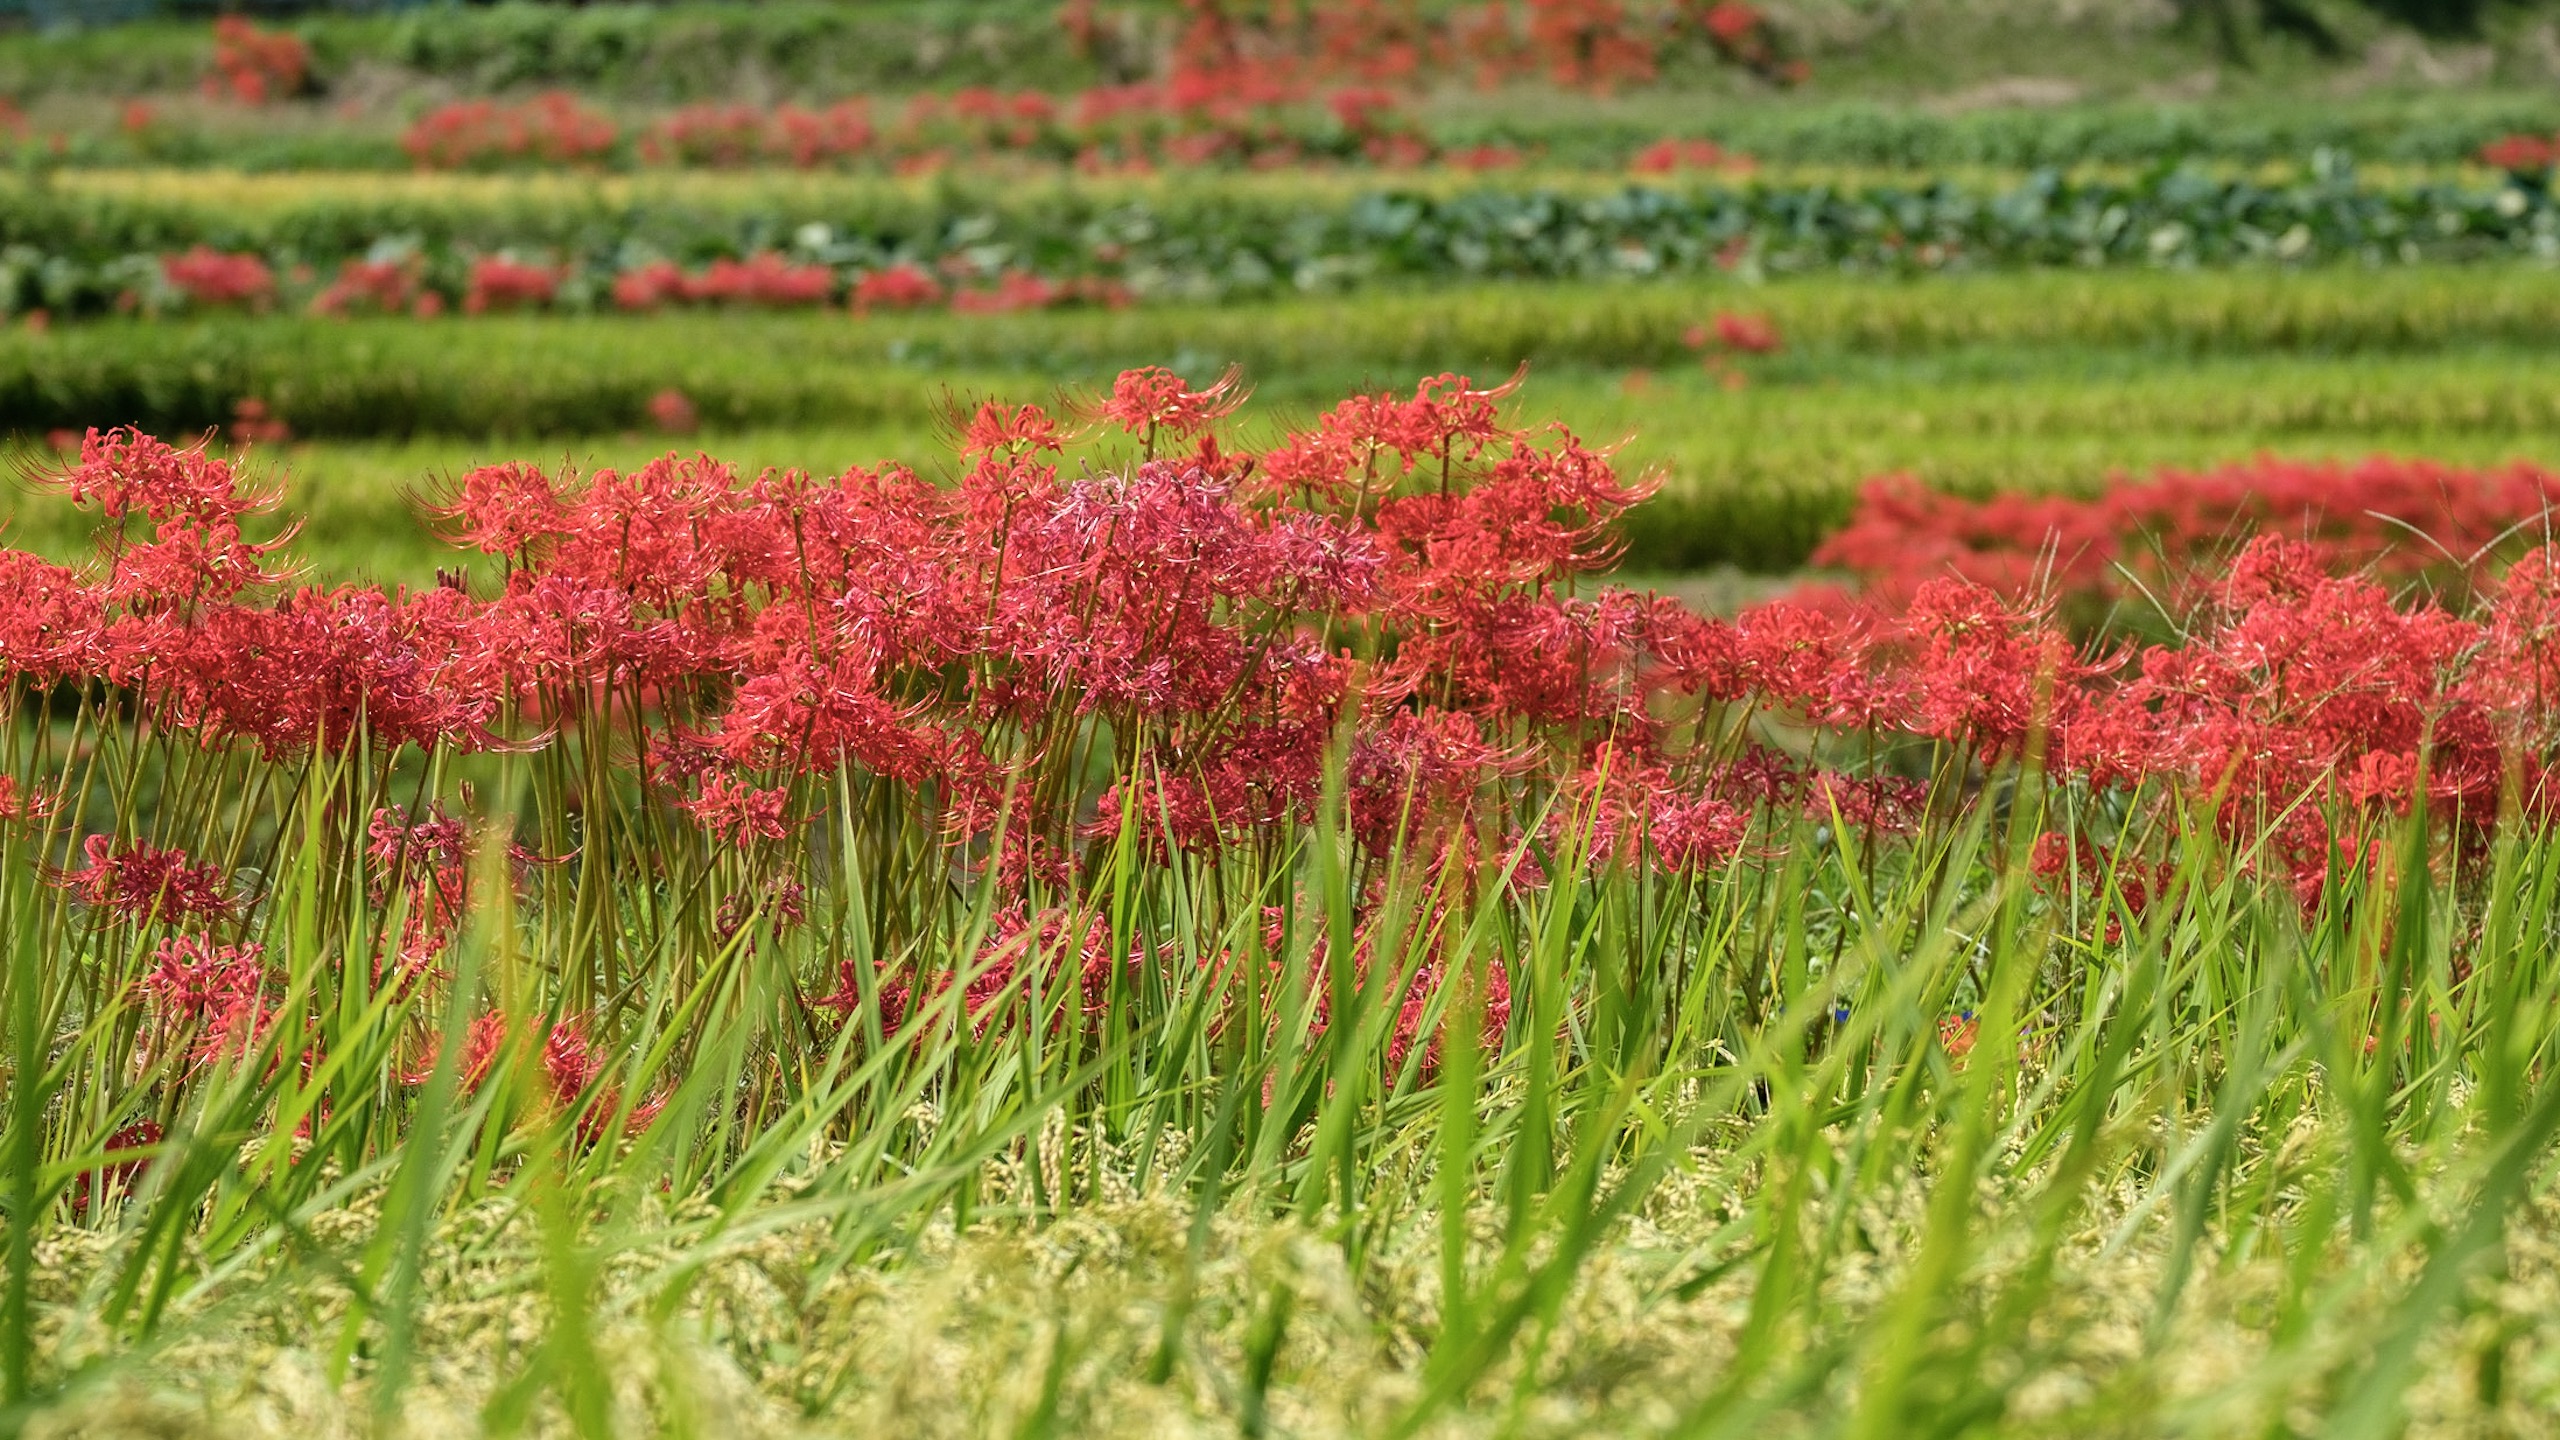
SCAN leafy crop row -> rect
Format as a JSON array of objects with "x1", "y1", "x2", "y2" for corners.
[{"x1": 0, "y1": 161, "x2": 2554, "y2": 324}]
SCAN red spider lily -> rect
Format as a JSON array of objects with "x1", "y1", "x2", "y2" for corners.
[
  {"x1": 1094, "y1": 365, "x2": 1246, "y2": 453},
  {"x1": 819, "y1": 905, "x2": 1164, "y2": 1044},
  {"x1": 402, "y1": 94, "x2": 618, "y2": 169},
  {"x1": 47, "y1": 428, "x2": 279, "y2": 529},
  {"x1": 1814, "y1": 457, "x2": 2560, "y2": 620},
  {"x1": 1268, "y1": 861, "x2": 1526, "y2": 1086},
  {"x1": 67, "y1": 1121, "x2": 163, "y2": 1218},
  {"x1": 1327, "y1": 86, "x2": 1400, "y2": 133},
  {"x1": 161, "y1": 249, "x2": 274, "y2": 310},
  {"x1": 0, "y1": 776, "x2": 55, "y2": 823},
  {"x1": 228, "y1": 398, "x2": 291, "y2": 447},
  {"x1": 684, "y1": 773, "x2": 795, "y2": 843},
  {"x1": 207, "y1": 17, "x2": 308, "y2": 107},
  {"x1": 2121, "y1": 536, "x2": 2498, "y2": 874},
  {"x1": 1698, "y1": 0, "x2": 1764, "y2": 44},
  {"x1": 615, "y1": 253, "x2": 837, "y2": 312},
  {"x1": 463, "y1": 258, "x2": 563, "y2": 315},
  {"x1": 2482, "y1": 133, "x2": 2560, "y2": 172},
  {"x1": 685, "y1": 253, "x2": 834, "y2": 307},
  {"x1": 641, "y1": 103, "x2": 768, "y2": 167},
  {"x1": 1559, "y1": 740, "x2": 1752, "y2": 876},
  {"x1": 141, "y1": 935, "x2": 267, "y2": 1026},
  {"x1": 648, "y1": 389, "x2": 699, "y2": 435},
  {"x1": 426, "y1": 460, "x2": 573, "y2": 564},
  {"x1": 773, "y1": 100, "x2": 875, "y2": 167},
  {"x1": 611, "y1": 261, "x2": 686, "y2": 312},
  {"x1": 1892, "y1": 577, "x2": 2104, "y2": 763},
  {"x1": 850, "y1": 265, "x2": 945, "y2": 313},
  {"x1": 58, "y1": 835, "x2": 232, "y2": 927},
  {"x1": 1525, "y1": 0, "x2": 1658, "y2": 92},
  {"x1": 1711, "y1": 311, "x2": 1781, "y2": 354},
  {"x1": 714, "y1": 878, "x2": 807, "y2": 949},
  {"x1": 407, "y1": 1013, "x2": 662, "y2": 1143},
  {"x1": 962, "y1": 399, "x2": 1067, "y2": 459},
  {"x1": 952, "y1": 271, "x2": 1065, "y2": 313},
  {"x1": 1683, "y1": 311, "x2": 1780, "y2": 354},
  {"x1": 0, "y1": 550, "x2": 105, "y2": 684},
  {"x1": 309, "y1": 258, "x2": 423, "y2": 317},
  {"x1": 2466, "y1": 546, "x2": 2560, "y2": 767},
  {"x1": 1631, "y1": 138, "x2": 1749, "y2": 175},
  {"x1": 1348, "y1": 708, "x2": 1519, "y2": 852},
  {"x1": 2030, "y1": 830, "x2": 2171, "y2": 940}
]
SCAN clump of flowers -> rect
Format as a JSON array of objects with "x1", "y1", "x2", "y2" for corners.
[
  {"x1": 463, "y1": 257, "x2": 564, "y2": 314},
  {"x1": 15, "y1": 372, "x2": 2560, "y2": 1147},
  {"x1": 161, "y1": 249, "x2": 275, "y2": 310},
  {"x1": 207, "y1": 17, "x2": 309, "y2": 106},
  {"x1": 59, "y1": 837, "x2": 233, "y2": 928},
  {"x1": 2481, "y1": 132, "x2": 2560, "y2": 174},
  {"x1": 402, "y1": 94, "x2": 618, "y2": 169},
  {"x1": 1810, "y1": 456, "x2": 2560, "y2": 621},
  {"x1": 1630, "y1": 137, "x2": 1751, "y2": 174}
]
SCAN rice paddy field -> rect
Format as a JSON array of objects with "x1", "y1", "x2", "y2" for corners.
[{"x1": 14, "y1": 4, "x2": 2560, "y2": 1438}]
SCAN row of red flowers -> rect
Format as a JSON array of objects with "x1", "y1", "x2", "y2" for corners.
[
  {"x1": 1099, "y1": 0, "x2": 1798, "y2": 95},
  {"x1": 1809, "y1": 455, "x2": 2560, "y2": 620},
  {"x1": 17, "y1": 377, "x2": 2560, "y2": 1117},
  {"x1": 129, "y1": 250, "x2": 1782, "y2": 333},
  {"x1": 389, "y1": 88, "x2": 1746, "y2": 176},
  {"x1": 139, "y1": 247, "x2": 1129, "y2": 319},
  {"x1": 20, "y1": 379, "x2": 2560, "y2": 912},
  {"x1": 177, "y1": 1, "x2": 1787, "y2": 127}
]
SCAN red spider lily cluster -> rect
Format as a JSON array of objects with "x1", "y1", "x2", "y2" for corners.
[
  {"x1": 151, "y1": 250, "x2": 1127, "y2": 323},
  {"x1": 1683, "y1": 0, "x2": 1797, "y2": 81},
  {"x1": 612, "y1": 254, "x2": 846, "y2": 312},
  {"x1": 397, "y1": 81, "x2": 1442, "y2": 174},
  {"x1": 400, "y1": 93, "x2": 620, "y2": 170},
  {"x1": 228, "y1": 398, "x2": 290, "y2": 448},
  {"x1": 1630, "y1": 137, "x2": 1753, "y2": 175},
  {"x1": 1158, "y1": 0, "x2": 1801, "y2": 95},
  {"x1": 405, "y1": 1013, "x2": 663, "y2": 1144},
  {"x1": 161, "y1": 248, "x2": 276, "y2": 310},
  {"x1": 11, "y1": 380, "x2": 2560, "y2": 1089},
  {"x1": 639, "y1": 100, "x2": 877, "y2": 168},
  {"x1": 1810, "y1": 456, "x2": 2560, "y2": 619},
  {"x1": 1678, "y1": 309, "x2": 1780, "y2": 387},
  {"x1": 462, "y1": 258, "x2": 562, "y2": 315},
  {"x1": 315, "y1": 258, "x2": 460, "y2": 318},
  {"x1": 205, "y1": 17, "x2": 309, "y2": 107},
  {"x1": 2480, "y1": 132, "x2": 2560, "y2": 173},
  {"x1": 610, "y1": 256, "x2": 1133, "y2": 316},
  {"x1": 388, "y1": 67, "x2": 1757, "y2": 178},
  {"x1": 1683, "y1": 311, "x2": 1780, "y2": 354}
]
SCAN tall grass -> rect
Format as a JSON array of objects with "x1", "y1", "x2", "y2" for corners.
[{"x1": 10, "y1": 736, "x2": 2560, "y2": 1434}]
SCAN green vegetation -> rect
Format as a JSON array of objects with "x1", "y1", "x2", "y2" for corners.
[
  {"x1": 14, "y1": 11, "x2": 2560, "y2": 1422},
  {"x1": 25, "y1": 835, "x2": 2560, "y2": 1440},
  {"x1": 8, "y1": 267, "x2": 2558, "y2": 580},
  {"x1": 0, "y1": 1, "x2": 1099, "y2": 103},
  {"x1": 5, "y1": 162, "x2": 2554, "y2": 318},
  {"x1": 14, "y1": 658, "x2": 2560, "y2": 1436},
  {"x1": 9, "y1": 266, "x2": 2559, "y2": 434}
]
